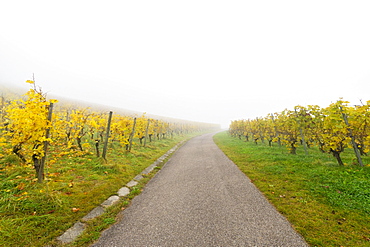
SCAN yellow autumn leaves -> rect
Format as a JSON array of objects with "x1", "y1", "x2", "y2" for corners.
[
  {"x1": 230, "y1": 99, "x2": 370, "y2": 157},
  {"x1": 1, "y1": 80, "x2": 218, "y2": 166},
  {"x1": 4, "y1": 82, "x2": 52, "y2": 162}
]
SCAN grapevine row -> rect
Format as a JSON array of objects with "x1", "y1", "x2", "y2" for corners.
[
  {"x1": 229, "y1": 99, "x2": 370, "y2": 166},
  {"x1": 0, "y1": 81, "x2": 219, "y2": 182}
]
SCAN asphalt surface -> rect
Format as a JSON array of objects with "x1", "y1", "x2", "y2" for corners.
[{"x1": 91, "y1": 132, "x2": 308, "y2": 247}]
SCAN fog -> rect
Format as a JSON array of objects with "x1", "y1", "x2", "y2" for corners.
[{"x1": 1, "y1": 1, "x2": 370, "y2": 128}]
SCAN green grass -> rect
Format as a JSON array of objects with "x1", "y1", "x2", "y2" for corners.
[
  {"x1": 0, "y1": 133, "x2": 198, "y2": 247},
  {"x1": 214, "y1": 131, "x2": 370, "y2": 247}
]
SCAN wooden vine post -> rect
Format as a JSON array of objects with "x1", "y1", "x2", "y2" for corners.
[
  {"x1": 102, "y1": 111, "x2": 113, "y2": 161},
  {"x1": 144, "y1": 118, "x2": 150, "y2": 147},
  {"x1": 35, "y1": 102, "x2": 54, "y2": 183},
  {"x1": 340, "y1": 107, "x2": 364, "y2": 166},
  {"x1": 128, "y1": 117, "x2": 137, "y2": 151}
]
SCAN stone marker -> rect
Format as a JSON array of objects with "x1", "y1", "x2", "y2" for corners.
[
  {"x1": 126, "y1": 180, "x2": 138, "y2": 187},
  {"x1": 101, "y1": 195, "x2": 120, "y2": 208},
  {"x1": 82, "y1": 206, "x2": 105, "y2": 221},
  {"x1": 118, "y1": 187, "x2": 130, "y2": 197},
  {"x1": 57, "y1": 221, "x2": 85, "y2": 244},
  {"x1": 134, "y1": 174, "x2": 144, "y2": 181}
]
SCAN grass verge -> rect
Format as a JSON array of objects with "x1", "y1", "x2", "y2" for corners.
[
  {"x1": 0, "y1": 132, "x2": 198, "y2": 247},
  {"x1": 213, "y1": 131, "x2": 370, "y2": 247}
]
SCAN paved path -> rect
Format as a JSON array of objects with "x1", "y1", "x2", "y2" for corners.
[{"x1": 91, "y1": 133, "x2": 308, "y2": 247}]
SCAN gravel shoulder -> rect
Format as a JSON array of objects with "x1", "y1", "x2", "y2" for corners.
[{"x1": 91, "y1": 132, "x2": 308, "y2": 246}]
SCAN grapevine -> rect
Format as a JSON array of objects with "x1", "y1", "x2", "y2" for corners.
[
  {"x1": 230, "y1": 99, "x2": 370, "y2": 166},
  {"x1": 1, "y1": 81, "x2": 219, "y2": 182}
]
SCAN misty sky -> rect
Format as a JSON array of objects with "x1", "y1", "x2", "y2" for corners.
[{"x1": 1, "y1": 1, "x2": 370, "y2": 128}]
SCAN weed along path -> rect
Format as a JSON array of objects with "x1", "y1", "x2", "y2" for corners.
[{"x1": 91, "y1": 132, "x2": 308, "y2": 246}]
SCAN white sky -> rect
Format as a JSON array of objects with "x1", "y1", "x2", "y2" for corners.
[{"x1": 1, "y1": 0, "x2": 370, "y2": 128}]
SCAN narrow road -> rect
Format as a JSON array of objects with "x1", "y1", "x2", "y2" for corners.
[{"x1": 91, "y1": 132, "x2": 308, "y2": 246}]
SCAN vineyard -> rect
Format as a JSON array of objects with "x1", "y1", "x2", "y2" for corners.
[
  {"x1": 0, "y1": 81, "x2": 219, "y2": 246},
  {"x1": 0, "y1": 81, "x2": 218, "y2": 183},
  {"x1": 229, "y1": 99, "x2": 370, "y2": 166},
  {"x1": 225, "y1": 98, "x2": 370, "y2": 246}
]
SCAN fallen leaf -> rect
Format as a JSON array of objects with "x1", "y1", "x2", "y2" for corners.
[
  {"x1": 47, "y1": 172, "x2": 59, "y2": 177},
  {"x1": 72, "y1": 208, "x2": 80, "y2": 213},
  {"x1": 16, "y1": 183, "x2": 25, "y2": 190}
]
